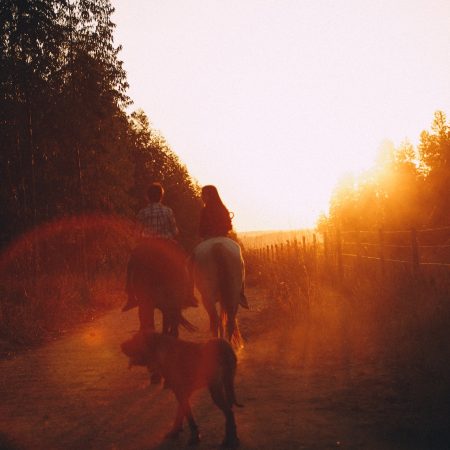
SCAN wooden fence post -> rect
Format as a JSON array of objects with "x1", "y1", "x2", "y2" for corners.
[
  {"x1": 336, "y1": 229, "x2": 343, "y2": 282},
  {"x1": 313, "y1": 233, "x2": 318, "y2": 274},
  {"x1": 356, "y1": 230, "x2": 362, "y2": 272},
  {"x1": 293, "y1": 239, "x2": 298, "y2": 261},
  {"x1": 378, "y1": 229, "x2": 385, "y2": 278},
  {"x1": 411, "y1": 228, "x2": 420, "y2": 276}
]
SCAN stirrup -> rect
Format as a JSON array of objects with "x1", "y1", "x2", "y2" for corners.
[{"x1": 239, "y1": 293, "x2": 249, "y2": 309}]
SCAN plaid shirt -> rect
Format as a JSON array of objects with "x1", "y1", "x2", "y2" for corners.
[{"x1": 137, "y1": 202, "x2": 178, "y2": 239}]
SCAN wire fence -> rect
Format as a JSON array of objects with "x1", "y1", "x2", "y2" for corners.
[
  {"x1": 328, "y1": 225, "x2": 450, "y2": 281},
  {"x1": 244, "y1": 224, "x2": 450, "y2": 288}
]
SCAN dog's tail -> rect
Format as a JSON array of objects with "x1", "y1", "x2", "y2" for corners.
[{"x1": 221, "y1": 340, "x2": 244, "y2": 408}]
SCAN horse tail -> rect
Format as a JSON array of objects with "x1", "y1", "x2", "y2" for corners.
[
  {"x1": 220, "y1": 340, "x2": 244, "y2": 408},
  {"x1": 212, "y1": 243, "x2": 243, "y2": 348},
  {"x1": 220, "y1": 309, "x2": 243, "y2": 349},
  {"x1": 211, "y1": 243, "x2": 229, "y2": 298}
]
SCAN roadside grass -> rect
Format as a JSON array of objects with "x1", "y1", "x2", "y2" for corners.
[
  {"x1": 0, "y1": 215, "x2": 133, "y2": 357},
  {"x1": 244, "y1": 243, "x2": 450, "y2": 445}
]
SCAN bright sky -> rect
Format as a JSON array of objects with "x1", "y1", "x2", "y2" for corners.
[{"x1": 112, "y1": 0, "x2": 450, "y2": 232}]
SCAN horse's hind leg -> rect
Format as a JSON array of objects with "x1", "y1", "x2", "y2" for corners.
[
  {"x1": 225, "y1": 310, "x2": 236, "y2": 342},
  {"x1": 202, "y1": 295, "x2": 220, "y2": 337},
  {"x1": 225, "y1": 298, "x2": 239, "y2": 343},
  {"x1": 138, "y1": 298, "x2": 162, "y2": 384}
]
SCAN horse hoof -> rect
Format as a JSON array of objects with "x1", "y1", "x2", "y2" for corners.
[{"x1": 187, "y1": 433, "x2": 201, "y2": 445}]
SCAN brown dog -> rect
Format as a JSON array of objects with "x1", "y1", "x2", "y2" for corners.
[{"x1": 121, "y1": 331, "x2": 242, "y2": 448}]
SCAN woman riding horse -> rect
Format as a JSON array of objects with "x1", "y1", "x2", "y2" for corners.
[
  {"x1": 190, "y1": 185, "x2": 248, "y2": 346},
  {"x1": 198, "y1": 185, "x2": 248, "y2": 308}
]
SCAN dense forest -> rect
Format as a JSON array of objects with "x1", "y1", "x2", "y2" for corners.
[
  {"x1": 320, "y1": 111, "x2": 450, "y2": 232},
  {"x1": 0, "y1": 0, "x2": 202, "y2": 344},
  {"x1": 0, "y1": 0, "x2": 201, "y2": 252}
]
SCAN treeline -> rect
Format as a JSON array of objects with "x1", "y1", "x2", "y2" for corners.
[
  {"x1": 319, "y1": 111, "x2": 450, "y2": 232},
  {"x1": 0, "y1": 0, "x2": 201, "y2": 251}
]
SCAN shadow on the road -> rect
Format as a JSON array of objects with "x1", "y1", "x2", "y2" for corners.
[{"x1": 0, "y1": 432, "x2": 23, "y2": 450}]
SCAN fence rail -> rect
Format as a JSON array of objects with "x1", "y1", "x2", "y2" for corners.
[
  {"x1": 334, "y1": 226, "x2": 450, "y2": 273},
  {"x1": 245, "y1": 224, "x2": 450, "y2": 284}
]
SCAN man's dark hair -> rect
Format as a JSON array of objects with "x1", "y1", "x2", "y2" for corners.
[{"x1": 147, "y1": 182, "x2": 164, "y2": 202}]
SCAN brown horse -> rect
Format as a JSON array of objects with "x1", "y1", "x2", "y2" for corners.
[
  {"x1": 192, "y1": 237, "x2": 245, "y2": 347},
  {"x1": 125, "y1": 238, "x2": 196, "y2": 337}
]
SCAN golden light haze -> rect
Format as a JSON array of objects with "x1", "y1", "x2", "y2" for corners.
[{"x1": 113, "y1": 0, "x2": 450, "y2": 231}]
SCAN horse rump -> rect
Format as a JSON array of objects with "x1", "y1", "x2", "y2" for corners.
[{"x1": 125, "y1": 239, "x2": 197, "y2": 334}]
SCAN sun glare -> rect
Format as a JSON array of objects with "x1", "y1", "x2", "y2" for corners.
[{"x1": 113, "y1": 0, "x2": 450, "y2": 231}]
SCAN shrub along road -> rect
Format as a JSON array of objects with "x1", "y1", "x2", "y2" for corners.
[{"x1": 0, "y1": 287, "x2": 448, "y2": 450}]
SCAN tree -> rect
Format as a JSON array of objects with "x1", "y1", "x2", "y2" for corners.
[
  {"x1": 128, "y1": 110, "x2": 202, "y2": 250},
  {"x1": 324, "y1": 111, "x2": 448, "y2": 233},
  {"x1": 0, "y1": 0, "x2": 66, "y2": 246},
  {"x1": 418, "y1": 111, "x2": 450, "y2": 226}
]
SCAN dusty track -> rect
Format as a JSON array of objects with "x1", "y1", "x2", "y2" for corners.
[{"x1": 0, "y1": 287, "x2": 448, "y2": 450}]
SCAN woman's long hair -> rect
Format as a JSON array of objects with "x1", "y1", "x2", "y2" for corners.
[
  {"x1": 199, "y1": 185, "x2": 233, "y2": 237},
  {"x1": 201, "y1": 185, "x2": 226, "y2": 208}
]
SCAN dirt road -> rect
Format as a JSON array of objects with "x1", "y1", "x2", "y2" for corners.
[{"x1": 0, "y1": 288, "x2": 448, "y2": 450}]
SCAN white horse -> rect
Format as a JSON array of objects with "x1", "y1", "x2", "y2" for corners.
[{"x1": 192, "y1": 237, "x2": 245, "y2": 347}]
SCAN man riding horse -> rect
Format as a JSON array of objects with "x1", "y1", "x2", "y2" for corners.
[{"x1": 123, "y1": 183, "x2": 196, "y2": 334}]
